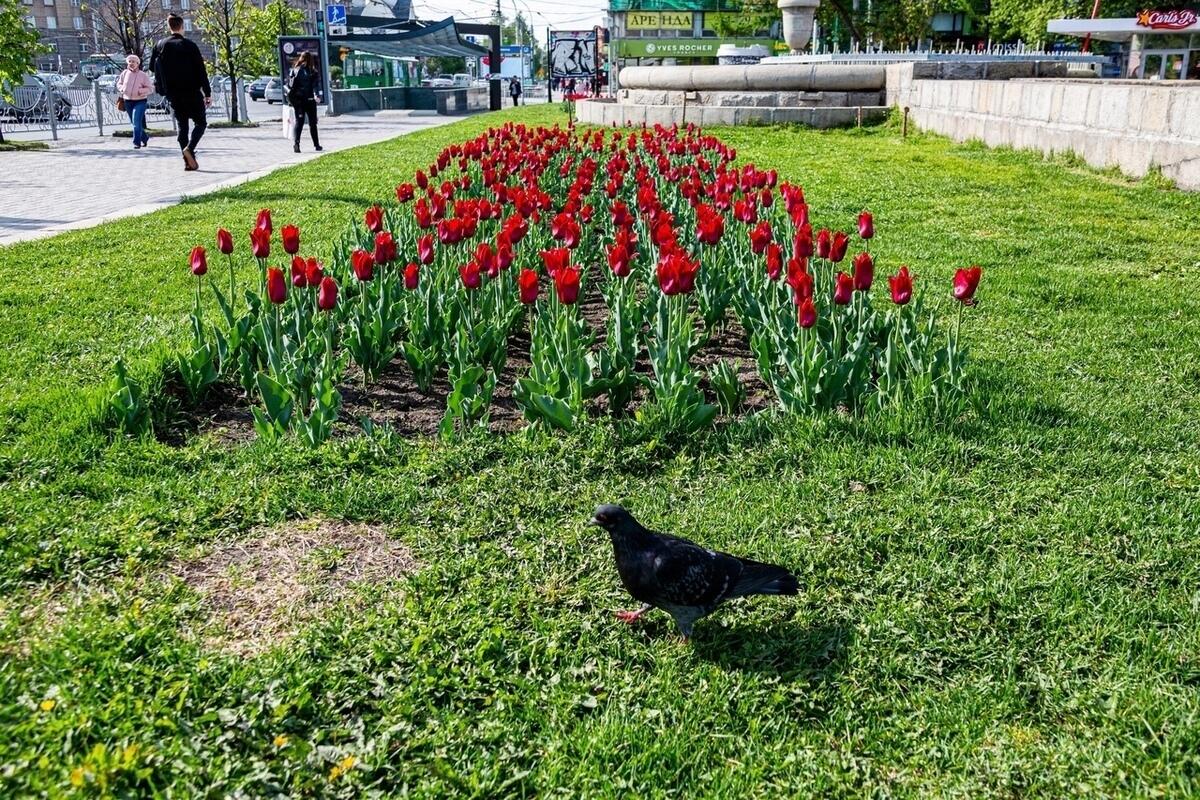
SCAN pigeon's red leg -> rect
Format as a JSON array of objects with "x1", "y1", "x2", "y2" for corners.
[{"x1": 616, "y1": 604, "x2": 652, "y2": 623}]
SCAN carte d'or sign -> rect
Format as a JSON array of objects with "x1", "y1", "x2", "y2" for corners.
[
  {"x1": 626, "y1": 11, "x2": 694, "y2": 30},
  {"x1": 1135, "y1": 8, "x2": 1199, "y2": 29}
]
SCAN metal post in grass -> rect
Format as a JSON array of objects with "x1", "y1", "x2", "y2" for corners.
[
  {"x1": 902, "y1": 106, "x2": 909, "y2": 138},
  {"x1": 44, "y1": 78, "x2": 58, "y2": 142},
  {"x1": 94, "y1": 79, "x2": 105, "y2": 136}
]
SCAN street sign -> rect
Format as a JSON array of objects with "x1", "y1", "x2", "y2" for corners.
[{"x1": 325, "y1": 4, "x2": 346, "y2": 26}]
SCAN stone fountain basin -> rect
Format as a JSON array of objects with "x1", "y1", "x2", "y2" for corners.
[{"x1": 619, "y1": 64, "x2": 887, "y2": 93}]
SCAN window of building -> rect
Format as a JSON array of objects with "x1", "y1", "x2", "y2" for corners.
[
  {"x1": 43, "y1": 0, "x2": 54, "y2": 5},
  {"x1": 161, "y1": 0, "x2": 170, "y2": 8},
  {"x1": 180, "y1": 0, "x2": 189, "y2": 9},
  {"x1": 183, "y1": 18, "x2": 192, "y2": 31},
  {"x1": 46, "y1": 15, "x2": 56, "y2": 27},
  {"x1": 73, "y1": 15, "x2": 82, "y2": 28},
  {"x1": 22, "y1": 0, "x2": 33, "y2": 6}
]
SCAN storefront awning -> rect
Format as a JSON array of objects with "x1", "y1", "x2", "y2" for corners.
[
  {"x1": 328, "y1": 17, "x2": 487, "y2": 59},
  {"x1": 1048, "y1": 12, "x2": 1200, "y2": 43}
]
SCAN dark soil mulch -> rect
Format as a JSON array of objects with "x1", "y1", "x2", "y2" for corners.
[{"x1": 160, "y1": 286, "x2": 771, "y2": 445}]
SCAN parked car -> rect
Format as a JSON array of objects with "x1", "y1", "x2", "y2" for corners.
[
  {"x1": 427, "y1": 74, "x2": 454, "y2": 88},
  {"x1": 452, "y1": 73, "x2": 471, "y2": 88},
  {"x1": 264, "y1": 77, "x2": 283, "y2": 104},
  {"x1": 96, "y1": 74, "x2": 118, "y2": 94},
  {"x1": 248, "y1": 75, "x2": 271, "y2": 101}
]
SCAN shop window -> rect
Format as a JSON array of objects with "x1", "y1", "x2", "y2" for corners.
[{"x1": 1186, "y1": 54, "x2": 1200, "y2": 80}]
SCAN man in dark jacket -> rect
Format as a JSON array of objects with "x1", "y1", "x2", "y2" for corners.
[{"x1": 149, "y1": 14, "x2": 211, "y2": 171}]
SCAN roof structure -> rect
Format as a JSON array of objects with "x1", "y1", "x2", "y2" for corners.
[{"x1": 328, "y1": 16, "x2": 487, "y2": 59}]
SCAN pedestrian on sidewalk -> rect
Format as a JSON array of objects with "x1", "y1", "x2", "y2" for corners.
[
  {"x1": 288, "y1": 52, "x2": 322, "y2": 153},
  {"x1": 116, "y1": 54, "x2": 153, "y2": 149},
  {"x1": 509, "y1": 77, "x2": 522, "y2": 107},
  {"x1": 149, "y1": 13, "x2": 211, "y2": 171}
]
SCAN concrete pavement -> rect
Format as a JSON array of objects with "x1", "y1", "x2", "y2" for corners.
[{"x1": 0, "y1": 110, "x2": 455, "y2": 246}]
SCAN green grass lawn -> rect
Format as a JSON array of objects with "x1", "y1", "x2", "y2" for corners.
[{"x1": 1, "y1": 104, "x2": 1199, "y2": 797}]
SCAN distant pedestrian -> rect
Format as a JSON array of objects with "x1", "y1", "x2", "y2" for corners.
[
  {"x1": 116, "y1": 54, "x2": 152, "y2": 149},
  {"x1": 509, "y1": 77, "x2": 522, "y2": 107},
  {"x1": 288, "y1": 51, "x2": 322, "y2": 153},
  {"x1": 149, "y1": 13, "x2": 211, "y2": 171}
]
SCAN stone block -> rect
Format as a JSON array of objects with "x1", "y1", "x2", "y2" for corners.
[
  {"x1": 1094, "y1": 87, "x2": 1129, "y2": 131},
  {"x1": 1137, "y1": 88, "x2": 1171, "y2": 134},
  {"x1": 983, "y1": 61, "x2": 1034, "y2": 80},
  {"x1": 1059, "y1": 84, "x2": 1090, "y2": 125}
]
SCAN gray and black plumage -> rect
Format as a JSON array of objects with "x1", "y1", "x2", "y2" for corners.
[{"x1": 590, "y1": 504, "x2": 798, "y2": 639}]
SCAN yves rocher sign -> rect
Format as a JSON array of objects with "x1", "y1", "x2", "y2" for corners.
[{"x1": 1136, "y1": 8, "x2": 1199, "y2": 29}]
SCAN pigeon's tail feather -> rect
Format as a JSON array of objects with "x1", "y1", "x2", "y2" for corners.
[{"x1": 731, "y1": 559, "x2": 799, "y2": 597}]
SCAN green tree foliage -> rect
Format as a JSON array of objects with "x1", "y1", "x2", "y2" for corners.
[
  {"x1": 986, "y1": 0, "x2": 1142, "y2": 44},
  {"x1": 0, "y1": 0, "x2": 47, "y2": 142},
  {"x1": 711, "y1": 0, "x2": 777, "y2": 38},
  {"x1": 195, "y1": 0, "x2": 304, "y2": 120}
]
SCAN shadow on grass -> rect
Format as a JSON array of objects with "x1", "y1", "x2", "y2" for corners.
[
  {"x1": 180, "y1": 189, "x2": 383, "y2": 208},
  {"x1": 691, "y1": 617, "x2": 851, "y2": 682}
]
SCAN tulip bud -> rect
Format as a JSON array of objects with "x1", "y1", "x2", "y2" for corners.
[
  {"x1": 189, "y1": 246, "x2": 207, "y2": 276},
  {"x1": 404, "y1": 262, "x2": 420, "y2": 290},
  {"x1": 852, "y1": 252, "x2": 874, "y2": 292},
  {"x1": 216, "y1": 228, "x2": 234, "y2": 255},
  {"x1": 281, "y1": 224, "x2": 300, "y2": 256},
  {"x1": 266, "y1": 267, "x2": 287, "y2": 304},
  {"x1": 833, "y1": 271, "x2": 854, "y2": 305},
  {"x1": 858, "y1": 210, "x2": 874, "y2": 240},
  {"x1": 317, "y1": 276, "x2": 338, "y2": 310},
  {"x1": 798, "y1": 297, "x2": 817, "y2": 328},
  {"x1": 953, "y1": 266, "x2": 982, "y2": 304},
  {"x1": 518, "y1": 268, "x2": 539, "y2": 304},
  {"x1": 889, "y1": 266, "x2": 914, "y2": 306},
  {"x1": 290, "y1": 255, "x2": 306, "y2": 287}
]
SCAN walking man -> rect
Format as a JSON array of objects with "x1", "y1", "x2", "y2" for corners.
[
  {"x1": 508, "y1": 77, "x2": 522, "y2": 107},
  {"x1": 150, "y1": 14, "x2": 211, "y2": 171}
]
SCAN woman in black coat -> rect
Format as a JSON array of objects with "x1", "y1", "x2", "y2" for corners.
[{"x1": 288, "y1": 51, "x2": 323, "y2": 153}]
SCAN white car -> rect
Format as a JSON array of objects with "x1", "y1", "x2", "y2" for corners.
[
  {"x1": 427, "y1": 74, "x2": 454, "y2": 88},
  {"x1": 96, "y1": 74, "x2": 118, "y2": 93},
  {"x1": 264, "y1": 77, "x2": 283, "y2": 103},
  {"x1": 452, "y1": 73, "x2": 471, "y2": 88}
]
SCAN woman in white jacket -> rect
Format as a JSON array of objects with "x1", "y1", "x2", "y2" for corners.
[{"x1": 116, "y1": 54, "x2": 154, "y2": 149}]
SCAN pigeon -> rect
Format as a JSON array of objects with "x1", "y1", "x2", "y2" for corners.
[{"x1": 589, "y1": 504, "x2": 798, "y2": 640}]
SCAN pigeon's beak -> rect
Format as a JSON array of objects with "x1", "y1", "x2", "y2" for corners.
[{"x1": 587, "y1": 516, "x2": 602, "y2": 527}]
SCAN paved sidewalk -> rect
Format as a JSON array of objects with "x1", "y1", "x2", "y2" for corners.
[{"x1": 0, "y1": 111, "x2": 454, "y2": 246}]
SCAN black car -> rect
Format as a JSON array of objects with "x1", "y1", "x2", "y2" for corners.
[
  {"x1": 248, "y1": 75, "x2": 271, "y2": 101},
  {"x1": 0, "y1": 83, "x2": 73, "y2": 122}
]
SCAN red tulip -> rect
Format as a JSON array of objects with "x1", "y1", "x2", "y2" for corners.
[
  {"x1": 266, "y1": 266, "x2": 287, "y2": 304},
  {"x1": 953, "y1": 266, "x2": 982, "y2": 304},
  {"x1": 404, "y1": 262, "x2": 420, "y2": 290},
  {"x1": 748, "y1": 221, "x2": 772, "y2": 255},
  {"x1": 250, "y1": 227, "x2": 270, "y2": 260},
  {"x1": 189, "y1": 245, "x2": 207, "y2": 276},
  {"x1": 541, "y1": 247, "x2": 570, "y2": 279},
  {"x1": 829, "y1": 231, "x2": 849, "y2": 263},
  {"x1": 305, "y1": 257, "x2": 323, "y2": 288},
  {"x1": 497, "y1": 244, "x2": 514, "y2": 272},
  {"x1": 417, "y1": 234, "x2": 435, "y2": 266},
  {"x1": 290, "y1": 255, "x2": 307, "y2": 287},
  {"x1": 373, "y1": 231, "x2": 396, "y2": 264},
  {"x1": 852, "y1": 251, "x2": 874, "y2": 292},
  {"x1": 474, "y1": 242, "x2": 497, "y2": 277},
  {"x1": 281, "y1": 224, "x2": 300, "y2": 255},
  {"x1": 415, "y1": 169, "x2": 428, "y2": 190},
  {"x1": 858, "y1": 210, "x2": 874, "y2": 240},
  {"x1": 833, "y1": 271, "x2": 854, "y2": 305},
  {"x1": 797, "y1": 297, "x2": 817, "y2": 329},
  {"x1": 889, "y1": 266, "x2": 913, "y2": 305},
  {"x1": 256, "y1": 208, "x2": 272, "y2": 235},
  {"x1": 518, "y1": 268, "x2": 539, "y2": 304},
  {"x1": 395, "y1": 183, "x2": 415, "y2": 202},
  {"x1": 765, "y1": 242, "x2": 783, "y2": 281},
  {"x1": 554, "y1": 266, "x2": 581, "y2": 305},
  {"x1": 787, "y1": 260, "x2": 813, "y2": 302},
  {"x1": 816, "y1": 228, "x2": 832, "y2": 259},
  {"x1": 364, "y1": 204, "x2": 384, "y2": 234},
  {"x1": 459, "y1": 260, "x2": 482, "y2": 290},
  {"x1": 607, "y1": 243, "x2": 632, "y2": 277},
  {"x1": 611, "y1": 201, "x2": 634, "y2": 228},
  {"x1": 216, "y1": 228, "x2": 234, "y2": 255},
  {"x1": 351, "y1": 249, "x2": 374, "y2": 282},
  {"x1": 656, "y1": 250, "x2": 700, "y2": 296},
  {"x1": 317, "y1": 276, "x2": 338, "y2": 310},
  {"x1": 793, "y1": 225, "x2": 814, "y2": 260},
  {"x1": 696, "y1": 204, "x2": 724, "y2": 246}
]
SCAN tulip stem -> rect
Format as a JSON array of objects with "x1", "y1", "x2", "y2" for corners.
[{"x1": 227, "y1": 253, "x2": 236, "y2": 314}]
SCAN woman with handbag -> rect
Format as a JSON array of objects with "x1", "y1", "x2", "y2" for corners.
[
  {"x1": 116, "y1": 54, "x2": 153, "y2": 149},
  {"x1": 288, "y1": 52, "x2": 323, "y2": 154}
]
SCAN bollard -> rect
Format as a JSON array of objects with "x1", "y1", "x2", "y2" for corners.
[
  {"x1": 238, "y1": 79, "x2": 250, "y2": 123},
  {"x1": 95, "y1": 80, "x2": 105, "y2": 136},
  {"x1": 902, "y1": 106, "x2": 909, "y2": 138},
  {"x1": 856, "y1": 105, "x2": 862, "y2": 128},
  {"x1": 45, "y1": 79, "x2": 58, "y2": 142}
]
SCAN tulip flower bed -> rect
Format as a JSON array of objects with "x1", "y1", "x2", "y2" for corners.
[{"x1": 180, "y1": 122, "x2": 981, "y2": 444}]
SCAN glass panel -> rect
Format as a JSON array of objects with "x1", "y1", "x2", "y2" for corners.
[
  {"x1": 1185, "y1": 53, "x2": 1200, "y2": 80},
  {"x1": 1142, "y1": 54, "x2": 1163, "y2": 78},
  {"x1": 1164, "y1": 53, "x2": 1184, "y2": 79}
]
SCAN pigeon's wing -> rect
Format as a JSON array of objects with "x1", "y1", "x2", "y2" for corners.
[{"x1": 648, "y1": 532, "x2": 744, "y2": 609}]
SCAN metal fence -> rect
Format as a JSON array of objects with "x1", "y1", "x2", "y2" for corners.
[{"x1": 0, "y1": 78, "x2": 239, "y2": 140}]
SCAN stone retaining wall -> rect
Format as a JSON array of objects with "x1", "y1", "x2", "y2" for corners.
[
  {"x1": 887, "y1": 63, "x2": 1200, "y2": 190},
  {"x1": 575, "y1": 98, "x2": 889, "y2": 128}
]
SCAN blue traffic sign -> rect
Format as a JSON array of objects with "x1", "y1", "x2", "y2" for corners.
[{"x1": 325, "y1": 4, "x2": 346, "y2": 26}]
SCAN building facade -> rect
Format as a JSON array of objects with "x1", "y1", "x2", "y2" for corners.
[
  {"x1": 19, "y1": 0, "x2": 319, "y2": 74},
  {"x1": 608, "y1": 0, "x2": 781, "y2": 66}
]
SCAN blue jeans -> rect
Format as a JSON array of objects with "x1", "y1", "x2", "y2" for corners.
[{"x1": 125, "y1": 99, "x2": 148, "y2": 146}]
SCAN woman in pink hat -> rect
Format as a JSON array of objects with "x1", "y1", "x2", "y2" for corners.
[{"x1": 116, "y1": 53, "x2": 154, "y2": 149}]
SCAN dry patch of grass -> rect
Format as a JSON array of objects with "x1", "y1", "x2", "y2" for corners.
[{"x1": 175, "y1": 519, "x2": 416, "y2": 656}]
